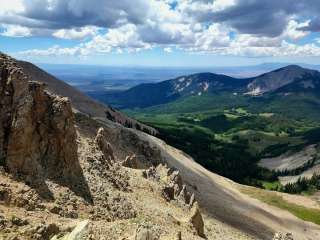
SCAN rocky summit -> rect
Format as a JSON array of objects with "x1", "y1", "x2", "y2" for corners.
[{"x1": 1, "y1": 54, "x2": 320, "y2": 240}]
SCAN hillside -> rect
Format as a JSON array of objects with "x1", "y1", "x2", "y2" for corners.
[
  {"x1": 17, "y1": 61, "x2": 156, "y2": 135},
  {"x1": 1, "y1": 54, "x2": 320, "y2": 240}
]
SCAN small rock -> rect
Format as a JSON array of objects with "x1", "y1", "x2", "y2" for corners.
[
  {"x1": 123, "y1": 154, "x2": 139, "y2": 169},
  {"x1": 174, "y1": 231, "x2": 182, "y2": 240},
  {"x1": 161, "y1": 185, "x2": 175, "y2": 202},
  {"x1": 11, "y1": 216, "x2": 28, "y2": 226},
  {"x1": 273, "y1": 232, "x2": 294, "y2": 240},
  {"x1": 51, "y1": 220, "x2": 89, "y2": 240},
  {"x1": 133, "y1": 226, "x2": 158, "y2": 240},
  {"x1": 49, "y1": 205, "x2": 62, "y2": 215}
]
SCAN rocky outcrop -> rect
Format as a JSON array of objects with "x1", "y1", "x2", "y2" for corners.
[
  {"x1": 95, "y1": 127, "x2": 115, "y2": 165},
  {"x1": 189, "y1": 203, "x2": 205, "y2": 238},
  {"x1": 144, "y1": 164, "x2": 195, "y2": 207},
  {"x1": 0, "y1": 54, "x2": 87, "y2": 197},
  {"x1": 142, "y1": 163, "x2": 205, "y2": 237}
]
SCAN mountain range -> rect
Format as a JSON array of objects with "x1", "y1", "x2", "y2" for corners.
[{"x1": 93, "y1": 65, "x2": 320, "y2": 111}]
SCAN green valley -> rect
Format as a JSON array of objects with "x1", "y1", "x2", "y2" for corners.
[
  {"x1": 126, "y1": 93, "x2": 320, "y2": 191},
  {"x1": 92, "y1": 66, "x2": 320, "y2": 194}
]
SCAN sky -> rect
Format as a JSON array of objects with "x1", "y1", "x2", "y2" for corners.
[{"x1": 1, "y1": 0, "x2": 320, "y2": 67}]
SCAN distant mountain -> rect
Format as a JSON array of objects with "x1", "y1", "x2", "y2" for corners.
[
  {"x1": 94, "y1": 65, "x2": 320, "y2": 110},
  {"x1": 95, "y1": 72, "x2": 250, "y2": 109},
  {"x1": 246, "y1": 65, "x2": 320, "y2": 96}
]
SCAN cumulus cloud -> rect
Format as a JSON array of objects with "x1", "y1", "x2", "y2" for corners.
[
  {"x1": 3, "y1": 0, "x2": 320, "y2": 57},
  {"x1": 52, "y1": 26, "x2": 99, "y2": 40},
  {"x1": 0, "y1": 0, "x2": 24, "y2": 13},
  {"x1": 200, "y1": 0, "x2": 320, "y2": 37},
  {"x1": 19, "y1": 0, "x2": 151, "y2": 29},
  {"x1": 1, "y1": 24, "x2": 31, "y2": 37}
]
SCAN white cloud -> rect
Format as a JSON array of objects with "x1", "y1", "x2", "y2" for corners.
[
  {"x1": 20, "y1": 24, "x2": 152, "y2": 56},
  {"x1": 53, "y1": 26, "x2": 99, "y2": 40},
  {"x1": 283, "y1": 20, "x2": 310, "y2": 40},
  {"x1": 1, "y1": 24, "x2": 31, "y2": 37},
  {"x1": 194, "y1": 23, "x2": 231, "y2": 49},
  {"x1": 19, "y1": 45, "x2": 84, "y2": 56},
  {"x1": 164, "y1": 47, "x2": 172, "y2": 53},
  {"x1": 8, "y1": 0, "x2": 320, "y2": 58},
  {"x1": 0, "y1": 0, "x2": 24, "y2": 13}
]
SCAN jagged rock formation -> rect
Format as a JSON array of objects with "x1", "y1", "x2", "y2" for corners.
[
  {"x1": 143, "y1": 164, "x2": 196, "y2": 208},
  {"x1": 0, "y1": 54, "x2": 84, "y2": 192},
  {"x1": 142, "y1": 164, "x2": 204, "y2": 237},
  {"x1": 189, "y1": 203, "x2": 205, "y2": 238},
  {"x1": 94, "y1": 127, "x2": 115, "y2": 165}
]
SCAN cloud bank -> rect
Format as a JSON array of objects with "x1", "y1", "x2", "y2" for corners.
[{"x1": 1, "y1": 0, "x2": 320, "y2": 57}]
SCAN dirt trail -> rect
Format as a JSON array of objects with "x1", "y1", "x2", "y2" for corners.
[{"x1": 136, "y1": 131, "x2": 320, "y2": 240}]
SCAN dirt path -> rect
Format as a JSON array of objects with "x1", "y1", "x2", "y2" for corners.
[{"x1": 137, "y1": 132, "x2": 320, "y2": 240}]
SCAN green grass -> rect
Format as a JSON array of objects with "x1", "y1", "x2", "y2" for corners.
[
  {"x1": 241, "y1": 187, "x2": 320, "y2": 225},
  {"x1": 261, "y1": 181, "x2": 282, "y2": 191},
  {"x1": 127, "y1": 102, "x2": 320, "y2": 188}
]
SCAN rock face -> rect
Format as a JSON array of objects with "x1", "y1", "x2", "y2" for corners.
[{"x1": 0, "y1": 54, "x2": 83, "y2": 189}]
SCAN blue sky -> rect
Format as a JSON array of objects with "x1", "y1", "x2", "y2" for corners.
[{"x1": 1, "y1": 0, "x2": 320, "y2": 67}]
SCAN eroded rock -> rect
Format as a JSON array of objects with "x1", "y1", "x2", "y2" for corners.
[
  {"x1": 189, "y1": 203, "x2": 205, "y2": 238},
  {"x1": 123, "y1": 154, "x2": 139, "y2": 169},
  {"x1": 0, "y1": 54, "x2": 82, "y2": 186},
  {"x1": 95, "y1": 127, "x2": 115, "y2": 165}
]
